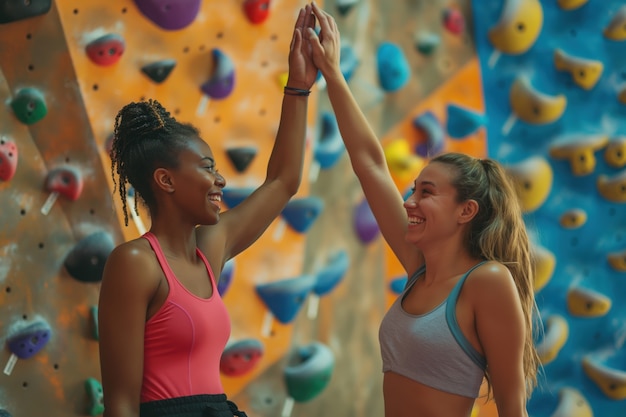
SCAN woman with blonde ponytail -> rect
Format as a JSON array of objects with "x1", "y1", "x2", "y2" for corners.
[{"x1": 307, "y1": 4, "x2": 539, "y2": 416}]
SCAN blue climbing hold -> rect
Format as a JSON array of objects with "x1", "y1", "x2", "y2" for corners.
[
  {"x1": 64, "y1": 231, "x2": 115, "y2": 283},
  {"x1": 389, "y1": 275, "x2": 408, "y2": 294},
  {"x1": 281, "y1": 197, "x2": 324, "y2": 233},
  {"x1": 314, "y1": 249, "x2": 350, "y2": 296},
  {"x1": 222, "y1": 187, "x2": 254, "y2": 209},
  {"x1": 314, "y1": 112, "x2": 345, "y2": 170},
  {"x1": 217, "y1": 258, "x2": 235, "y2": 296},
  {"x1": 445, "y1": 103, "x2": 487, "y2": 139},
  {"x1": 255, "y1": 274, "x2": 316, "y2": 324},
  {"x1": 377, "y1": 42, "x2": 410, "y2": 92},
  {"x1": 7, "y1": 320, "x2": 51, "y2": 359}
]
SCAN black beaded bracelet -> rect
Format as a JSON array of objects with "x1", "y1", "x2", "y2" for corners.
[{"x1": 284, "y1": 86, "x2": 311, "y2": 96}]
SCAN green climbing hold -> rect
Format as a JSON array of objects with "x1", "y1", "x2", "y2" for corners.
[{"x1": 11, "y1": 88, "x2": 47, "y2": 125}]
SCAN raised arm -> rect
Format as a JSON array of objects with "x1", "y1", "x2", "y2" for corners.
[
  {"x1": 197, "y1": 5, "x2": 318, "y2": 262},
  {"x1": 99, "y1": 244, "x2": 158, "y2": 417},
  {"x1": 307, "y1": 2, "x2": 422, "y2": 273}
]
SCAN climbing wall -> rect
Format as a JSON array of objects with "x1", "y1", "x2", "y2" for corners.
[
  {"x1": 470, "y1": 1, "x2": 626, "y2": 417},
  {"x1": 0, "y1": 1, "x2": 321, "y2": 416}
]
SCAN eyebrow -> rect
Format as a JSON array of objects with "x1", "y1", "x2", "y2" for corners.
[
  {"x1": 419, "y1": 180, "x2": 436, "y2": 187},
  {"x1": 200, "y1": 156, "x2": 215, "y2": 164}
]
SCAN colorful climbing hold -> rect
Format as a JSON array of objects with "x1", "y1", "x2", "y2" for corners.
[
  {"x1": 85, "y1": 34, "x2": 125, "y2": 66},
  {"x1": 284, "y1": 342, "x2": 335, "y2": 402},
  {"x1": 559, "y1": 208, "x2": 587, "y2": 229},
  {"x1": 41, "y1": 165, "x2": 83, "y2": 215},
  {"x1": 64, "y1": 231, "x2": 115, "y2": 283},
  {"x1": 84, "y1": 378, "x2": 105, "y2": 416},
  {"x1": 442, "y1": 7, "x2": 465, "y2": 35},
  {"x1": 0, "y1": 0, "x2": 51, "y2": 24},
  {"x1": 90, "y1": 306, "x2": 99, "y2": 340},
  {"x1": 222, "y1": 187, "x2": 254, "y2": 209},
  {"x1": 488, "y1": 0, "x2": 543, "y2": 55},
  {"x1": 255, "y1": 274, "x2": 316, "y2": 324},
  {"x1": 535, "y1": 315, "x2": 568, "y2": 364},
  {"x1": 415, "y1": 32, "x2": 440, "y2": 55},
  {"x1": 0, "y1": 138, "x2": 18, "y2": 182},
  {"x1": 582, "y1": 355, "x2": 626, "y2": 400},
  {"x1": 389, "y1": 275, "x2": 408, "y2": 294},
  {"x1": 603, "y1": 5, "x2": 626, "y2": 41},
  {"x1": 217, "y1": 258, "x2": 235, "y2": 296},
  {"x1": 604, "y1": 137, "x2": 626, "y2": 168},
  {"x1": 336, "y1": 0, "x2": 358, "y2": 16},
  {"x1": 596, "y1": 170, "x2": 626, "y2": 203},
  {"x1": 567, "y1": 287, "x2": 612, "y2": 317},
  {"x1": 225, "y1": 146, "x2": 257, "y2": 173},
  {"x1": 376, "y1": 42, "x2": 410, "y2": 92},
  {"x1": 554, "y1": 49, "x2": 604, "y2": 90},
  {"x1": 10, "y1": 88, "x2": 47, "y2": 125},
  {"x1": 220, "y1": 338, "x2": 264, "y2": 377},
  {"x1": 281, "y1": 197, "x2": 324, "y2": 233},
  {"x1": 353, "y1": 198, "x2": 379, "y2": 244},
  {"x1": 243, "y1": 0, "x2": 270, "y2": 25},
  {"x1": 557, "y1": 0, "x2": 589, "y2": 10},
  {"x1": 6, "y1": 320, "x2": 51, "y2": 360},
  {"x1": 314, "y1": 111, "x2": 344, "y2": 170},
  {"x1": 445, "y1": 104, "x2": 487, "y2": 139},
  {"x1": 549, "y1": 134, "x2": 609, "y2": 176},
  {"x1": 141, "y1": 59, "x2": 176, "y2": 84},
  {"x1": 201, "y1": 49, "x2": 236, "y2": 99},
  {"x1": 383, "y1": 138, "x2": 425, "y2": 182},
  {"x1": 504, "y1": 156, "x2": 553, "y2": 212},
  {"x1": 133, "y1": 0, "x2": 201, "y2": 31},
  {"x1": 412, "y1": 112, "x2": 445, "y2": 157},
  {"x1": 313, "y1": 249, "x2": 349, "y2": 296}
]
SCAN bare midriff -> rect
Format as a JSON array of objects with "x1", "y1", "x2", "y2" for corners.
[{"x1": 383, "y1": 372, "x2": 477, "y2": 417}]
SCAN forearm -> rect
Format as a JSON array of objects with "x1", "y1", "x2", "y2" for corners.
[
  {"x1": 323, "y1": 72, "x2": 387, "y2": 176},
  {"x1": 265, "y1": 87, "x2": 309, "y2": 195}
]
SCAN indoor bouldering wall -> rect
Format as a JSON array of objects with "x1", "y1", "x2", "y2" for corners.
[{"x1": 471, "y1": 1, "x2": 626, "y2": 417}]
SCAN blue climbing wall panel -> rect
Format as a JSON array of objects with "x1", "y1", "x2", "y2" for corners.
[{"x1": 472, "y1": 1, "x2": 626, "y2": 416}]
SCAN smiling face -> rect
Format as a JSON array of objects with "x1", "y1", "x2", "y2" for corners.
[
  {"x1": 167, "y1": 136, "x2": 226, "y2": 225},
  {"x1": 403, "y1": 161, "x2": 467, "y2": 246}
]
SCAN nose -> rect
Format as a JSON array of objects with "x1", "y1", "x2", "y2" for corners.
[{"x1": 215, "y1": 171, "x2": 226, "y2": 188}]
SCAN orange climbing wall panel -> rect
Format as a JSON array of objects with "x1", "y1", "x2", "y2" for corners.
[{"x1": 0, "y1": 1, "x2": 319, "y2": 416}]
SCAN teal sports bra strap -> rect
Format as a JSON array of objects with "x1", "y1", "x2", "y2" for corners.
[{"x1": 445, "y1": 261, "x2": 488, "y2": 370}]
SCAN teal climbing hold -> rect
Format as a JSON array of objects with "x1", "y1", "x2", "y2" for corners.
[
  {"x1": 11, "y1": 88, "x2": 47, "y2": 125},
  {"x1": 284, "y1": 342, "x2": 335, "y2": 402},
  {"x1": 415, "y1": 32, "x2": 441, "y2": 55},
  {"x1": 84, "y1": 378, "x2": 105, "y2": 416},
  {"x1": 389, "y1": 275, "x2": 408, "y2": 294},
  {"x1": 0, "y1": 0, "x2": 51, "y2": 24},
  {"x1": 90, "y1": 306, "x2": 99, "y2": 340},
  {"x1": 336, "y1": 0, "x2": 358, "y2": 16},
  {"x1": 255, "y1": 274, "x2": 316, "y2": 324},
  {"x1": 445, "y1": 103, "x2": 487, "y2": 139},
  {"x1": 281, "y1": 197, "x2": 324, "y2": 233},
  {"x1": 377, "y1": 42, "x2": 410, "y2": 92}
]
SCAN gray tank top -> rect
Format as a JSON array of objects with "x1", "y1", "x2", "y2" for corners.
[{"x1": 378, "y1": 262, "x2": 487, "y2": 398}]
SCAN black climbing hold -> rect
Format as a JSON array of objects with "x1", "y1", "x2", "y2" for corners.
[
  {"x1": 64, "y1": 231, "x2": 115, "y2": 283},
  {"x1": 141, "y1": 59, "x2": 176, "y2": 84},
  {"x1": 226, "y1": 146, "x2": 257, "y2": 172}
]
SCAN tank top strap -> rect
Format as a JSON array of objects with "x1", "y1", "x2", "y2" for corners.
[
  {"x1": 403, "y1": 264, "x2": 427, "y2": 293},
  {"x1": 445, "y1": 260, "x2": 488, "y2": 370},
  {"x1": 142, "y1": 232, "x2": 179, "y2": 295},
  {"x1": 194, "y1": 248, "x2": 219, "y2": 291}
]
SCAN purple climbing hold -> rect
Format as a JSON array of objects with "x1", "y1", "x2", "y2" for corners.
[
  {"x1": 7, "y1": 320, "x2": 51, "y2": 359},
  {"x1": 201, "y1": 49, "x2": 236, "y2": 99},
  {"x1": 354, "y1": 198, "x2": 380, "y2": 244},
  {"x1": 133, "y1": 0, "x2": 201, "y2": 31}
]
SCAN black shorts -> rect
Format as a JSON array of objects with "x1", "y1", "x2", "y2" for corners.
[{"x1": 139, "y1": 394, "x2": 247, "y2": 417}]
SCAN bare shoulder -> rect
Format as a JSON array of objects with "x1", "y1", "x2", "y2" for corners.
[
  {"x1": 465, "y1": 261, "x2": 519, "y2": 302},
  {"x1": 101, "y1": 237, "x2": 162, "y2": 296}
]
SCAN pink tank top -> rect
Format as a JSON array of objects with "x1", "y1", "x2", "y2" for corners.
[{"x1": 140, "y1": 232, "x2": 231, "y2": 402}]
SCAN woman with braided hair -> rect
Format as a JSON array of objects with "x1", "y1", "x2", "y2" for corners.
[
  {"x1": 98, "y1": 5, "x2": 318, "y2": 417},
  {"x1": 305, "y1": 3, "x2": 540, "y2": 417}
]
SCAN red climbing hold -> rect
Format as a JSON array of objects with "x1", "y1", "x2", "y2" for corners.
[
  {"x1": 442, "y1": 8, "x2": 465, "y2": 35},
  {"x1": 86, "y1": 34, "x2": 125, "y2": 66},
  {"x1": 0, "y1": 138, "x2": 18, "y2": 181},
  {"x1": 243, "y1": 0, "x2": 270, "y2": 25}
]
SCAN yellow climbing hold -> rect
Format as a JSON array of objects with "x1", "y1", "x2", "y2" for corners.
[
  {"x1": 567, "y1": 287, "x2": 612, "y2": 317},
  {"x1": 488, "y1": 0, "x2": 543, "y2": 54},
  {"x1": 510, "y1": 77, "x2": 567, "y2": 125},
  {"x1": 505, "y1": 156, "x2": 553, "y2": 212},
  {"x1": 549, "y1": 134, "x2": 609, "y2": 176},
  {"x1": 554, "y1": 48, "x2": 604, "y2": 90}
]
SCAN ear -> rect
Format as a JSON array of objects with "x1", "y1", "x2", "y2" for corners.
[
  {"x1": 153, "y1": 167, "x2": 175, "y2": 193},
  {"x1": 458, "y1": 199, "x2": 479, "y2": 224}
]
